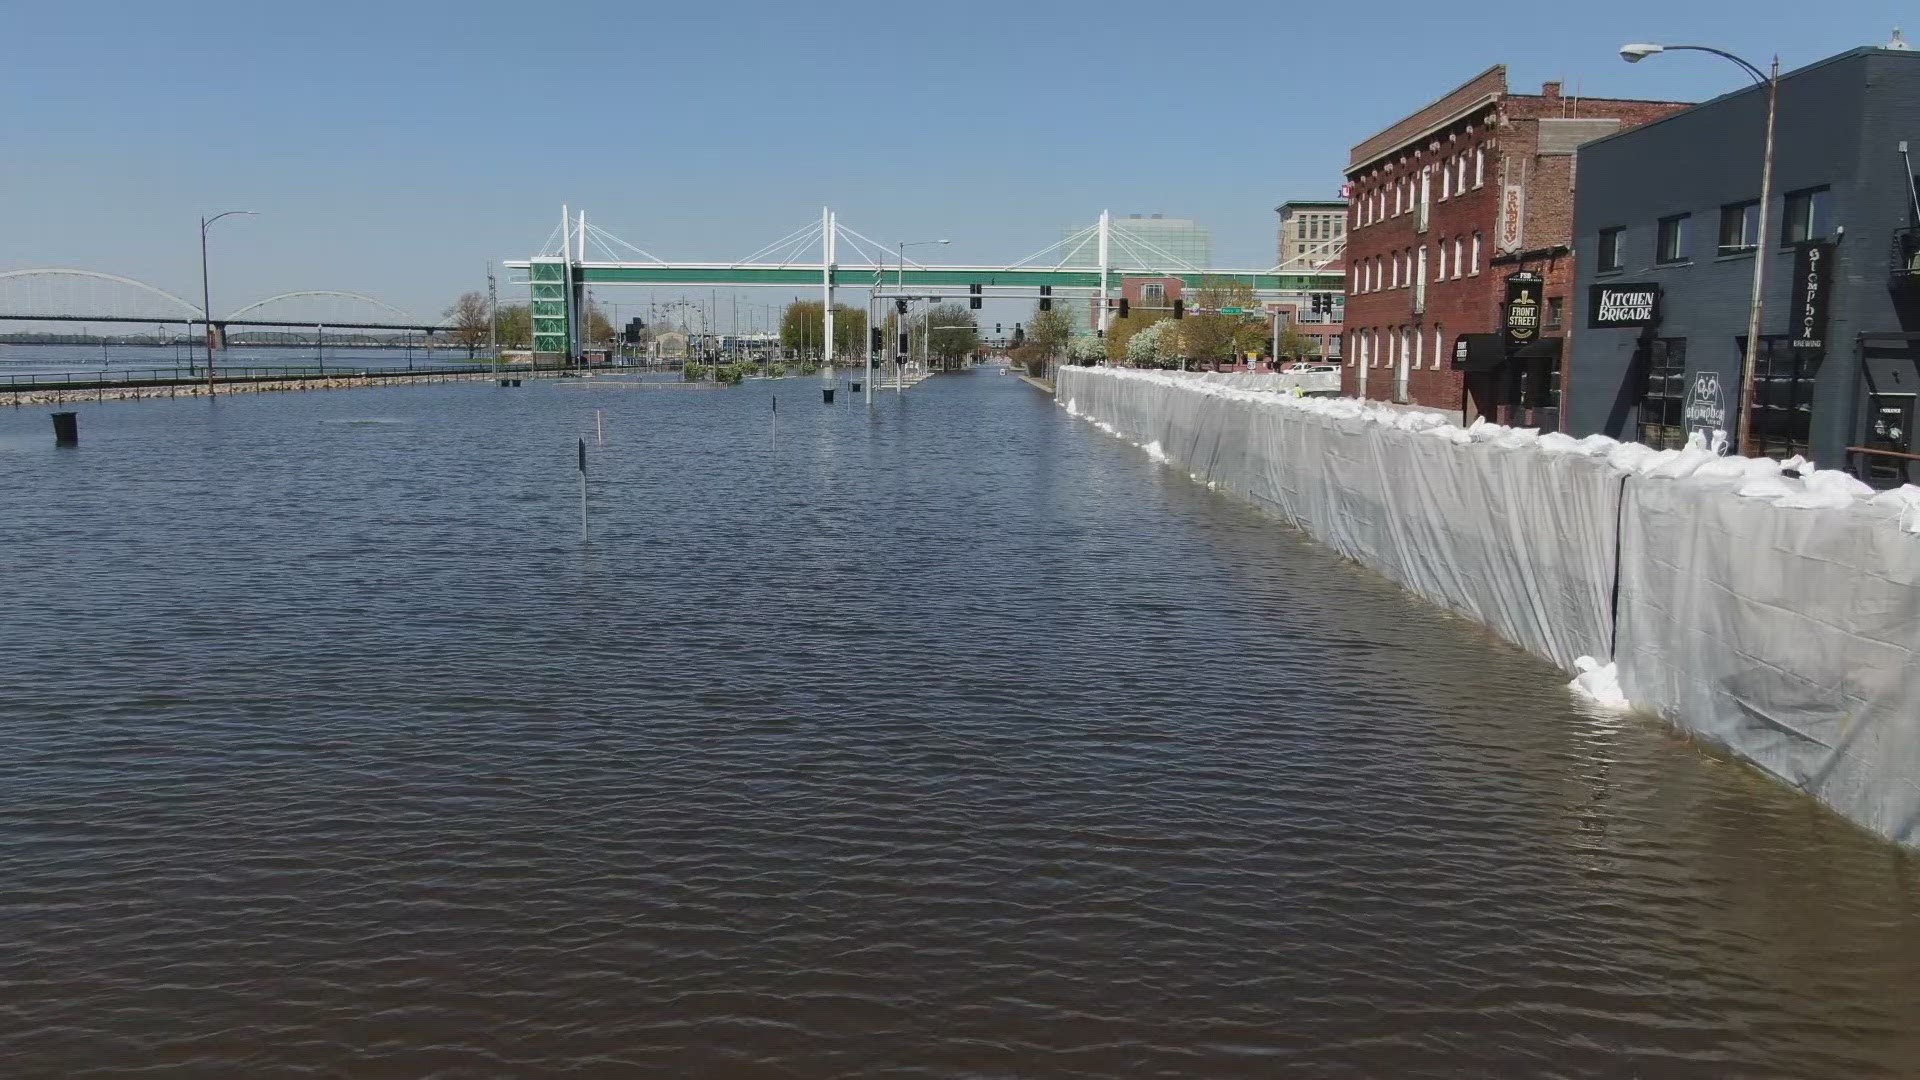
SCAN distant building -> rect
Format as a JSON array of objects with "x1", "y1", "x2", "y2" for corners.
[
  {"x1": 1341, "y1": 67, "x2": 1688, "y2": 422},
  {"x1": 1061, "y1": 215, "x2": 1214, "y2": 330},
  {"x1": 1276, "y1": 199, "x2": 1348, "y2": 271},
  {"x1": 1568, "y1": 44, "x2": 1920, "y2": 483}
]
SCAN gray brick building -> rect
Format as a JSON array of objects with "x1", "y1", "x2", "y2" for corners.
[{"x1": 1568, "y1": 44, "x2": 1920, "y2": 484}]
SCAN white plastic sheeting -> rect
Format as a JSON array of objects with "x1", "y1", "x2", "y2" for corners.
[
  {"x1": 1618, "y1": 478, "x2": 1920, "y2": 847},
  {"x1": 1058, "y1": 367, "x2": 1920, "y2": 850},
  {"x1": 1060, "y1": 367, "x2": 1621, "y2": 672}
]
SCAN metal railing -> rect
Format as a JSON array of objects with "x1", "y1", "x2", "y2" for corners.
[{"x1": 1891, "y1": 227, "x2": 1920, "y2": 285}]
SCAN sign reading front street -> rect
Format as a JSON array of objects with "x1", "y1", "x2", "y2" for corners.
[
  {"x1": 1586, "y1": 282, "x2": 1661, "y2": 328},
  {"x1": 1503, "y1": 271, "x2": 1544, "y2": 354}
]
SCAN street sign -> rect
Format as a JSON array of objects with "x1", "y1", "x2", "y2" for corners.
[{"x1": 1220, "y1": 306, "x2": 1245, "y2": 315}]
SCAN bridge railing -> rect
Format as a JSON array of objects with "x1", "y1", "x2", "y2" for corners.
[{"x1": 0, "y1": 362, "x2": 505, "y2": 393}]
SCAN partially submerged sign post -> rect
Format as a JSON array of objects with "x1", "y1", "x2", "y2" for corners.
[{"x1": 578, "y1": 437, "x2": 588, "y2": 542}]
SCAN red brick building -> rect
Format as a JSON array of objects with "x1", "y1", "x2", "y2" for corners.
[{"x1": 1341, "y1": 67, "x2": 1687, "y2": 423}]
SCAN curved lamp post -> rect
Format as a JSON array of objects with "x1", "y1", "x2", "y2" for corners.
[
  {"x1": 200, "y1": 210, "x2": 257, "y2": 395},
  {"x1": 1622, "y1": 43, "x2": 1779, "y2": 456}
]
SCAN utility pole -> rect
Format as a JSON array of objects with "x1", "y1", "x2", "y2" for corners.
[{"x1": 487, "y1": 262, "x2": 499, "y2": 374}]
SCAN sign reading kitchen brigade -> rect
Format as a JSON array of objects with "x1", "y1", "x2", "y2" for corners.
[
  {"x1": 1503, "y1": 272, "x2": 1544, "y2": 354},
  {"x1": 1586, "y1": 282, "x2": 1662, "y2": 329},
  {"x1": 1790, "y1": 241, "x2": 1833, "y2": 355}
]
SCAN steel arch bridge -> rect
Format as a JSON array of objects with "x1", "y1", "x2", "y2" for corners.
[
  {"x1": 0, "y1": 269, "x2": 451, "y2": 332},
  {"x1": 0, "y1": 268, "x2": 205, "y2": 322}
]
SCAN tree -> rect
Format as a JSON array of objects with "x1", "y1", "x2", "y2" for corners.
[
  {"x1": 1066, "y1": 334, "x2": 1105, "y2": 364},
  {"x1": 1277, "y1": 325, "x2": 1319, "y2": 362},
  {"x1": 494, "y1": 304, "x2": 532, "y2": 349},
  {"x1": 444, "y1": 291, "x2": 491, "y2": 357},
  {"x1": 1104, "y1": 306, "x2": 1168, "y2": 365},
  {"x1": 1180, "y1": 276, "x2": 1260, "y2": 367},
  {"x1": 913, "y1": 304, "x2": 980, "y2": 370},
  {"x1": 1126, "y1": 319, "x2": 1180, "y2": 368},
  {"x1": 780, "y1": 300, "x2": 869, "y2": 358},
  {"x1": 585, "y1": 303, "x2": 613, "y2": 347},
  {"x1": 1021, "y1": 303, "x2": 1074, "y2": 376}
]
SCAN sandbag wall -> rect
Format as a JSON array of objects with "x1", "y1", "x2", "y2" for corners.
[
  {"x1": 1057, "y1": 367, "x2": 1920, "y2": 850},
  {"x1": 1059, "y1": 367, "x2": 1620, "y2": 672},
  {"x1": 1618, "y1": 478, "x2": 1920, "y2": 847}
]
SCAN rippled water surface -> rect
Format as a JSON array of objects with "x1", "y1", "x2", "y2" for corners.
[{"x1": 4, "y1": 369, "x2": 1919, "y2": 1078}]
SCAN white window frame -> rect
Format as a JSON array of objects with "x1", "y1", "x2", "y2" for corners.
[
  {"x1": 1473, "y1": 147, "x2": 1485, "y2": 188},
  {"x1": 1470, "y1": 232, "x2": 1482, "y2": 275},
  {"x1": 1453, "y1": 237, "x2": 1464, "y2": 279}
]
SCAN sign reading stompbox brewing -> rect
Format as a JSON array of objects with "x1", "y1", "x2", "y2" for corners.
[
  {"x1": 1586, "y1": 282, "x2": 1662, "y2": 329},
  {"x1": 1790, "y1": 241, "x2": 1833, "y2": 356},
  {"x1": 1503, "y1": 272, "x2": 1544, "y2": 354}
]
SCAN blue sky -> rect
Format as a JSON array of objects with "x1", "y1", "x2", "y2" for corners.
[{"x1": 2, "y1": 0, "x2": 1905, "y2": 321}]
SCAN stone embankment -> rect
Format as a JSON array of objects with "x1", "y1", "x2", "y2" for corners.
[{"x1": 5, "y1": 371, "x2": 508, "y2": 406}]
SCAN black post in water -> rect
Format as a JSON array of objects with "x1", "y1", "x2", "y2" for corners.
[
  {"x1": 578, "y1": 437, "x2": 589, "y2": 542},
  {"x1": 851, "y1": 381, "x2": 862, "y2": 393},
  {"x1": 823, "y1": 386, "x2": 835, "y2": 405},
  {"x1": 51, "y1": 412, "x2": 78, "y2": 446}
]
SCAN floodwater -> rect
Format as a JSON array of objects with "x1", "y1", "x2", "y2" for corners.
[{"x1": 2, "y1": 368, "x2": 1918, "y2": 1078}]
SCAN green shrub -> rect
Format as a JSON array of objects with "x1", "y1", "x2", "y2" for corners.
[{"x1": 683, "y1": 362, "x2": 708, "y2": 382}]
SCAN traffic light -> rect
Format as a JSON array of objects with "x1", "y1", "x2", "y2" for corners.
[
  {"x1": 870, "y1": 327, "x2": 883, "y2": 351},
  {"x1": 895, "y1": 298, "x2": 908, "y2": 315},
  {"x1": 1013, "y1": 322, "x2": 1024, "y2": 344},
  {"x1": 1039, "y1": 285, "x2": 1052, "y2": 312},
  {"x1": 969, "y1": 283, "x2": 982, "y2": 310},
  {"x1": 1118, "y1": 297, "x2": 1130, "y2": 319},
  {"x1": 1173, "y1": 299, "x2": 1185, "y2": 320}
]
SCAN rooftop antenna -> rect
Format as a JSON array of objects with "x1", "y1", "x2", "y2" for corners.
[{"x1": 1888, "y1": 27, "x2": 1910, "y2": 50}]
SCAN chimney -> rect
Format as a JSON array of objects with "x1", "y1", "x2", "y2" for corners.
[{"x1": 1541, "y1": 80, "x2": 1563, "y2": 100}]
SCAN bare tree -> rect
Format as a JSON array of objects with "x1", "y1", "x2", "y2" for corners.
[{"x1": 444, "y1": 291, "x2": 491, "y2": 358}]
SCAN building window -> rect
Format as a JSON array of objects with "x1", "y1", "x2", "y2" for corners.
[
  {"x1": 1140, "y1": 282, "x2": 1165, "y2": 303},
  {"x1": 1470, "y1": 232, "x2": 1481, "y2": 274},
  {"x1": 1719, "y1": 200, "x2": 1760, "y2": 255},
  {"x1": 1432, "y1": 325, "x2": 1443, "y2": 369},
  {"x1": 1739, "y1": 335, "x2": 1820, "y2": 459},
  {"x1": 1436, "y1": 242, "x2": 1447, "y2": 280},
  {"x1": 1473, "y1": 147, "x2": 1485, "y2": 187},
  {"x1": 1598, "y1": 226, "x2": 1625, "y2": 272},
  {"x1": 1546, "y1": 296, "x2": 1564, "y2": 329},
  {"x1": 1456, "y1": 153, "x2": 1467, "y2": 193},
  {"x1": 1636, "y1": 337, "x2": 1690, "y2": 449},
  {"x1": 1656, "y1": 213, "x2": 1690, "y2": 264},
  {"x1": 1452, "y1": 237, "x2": 1464, "y2": 279},
  {"x1": 1440, "y1": 166, "x2": 1450, "y2": 200},
  {"x1": 1783, "y1": 186, "x2": 1835, "y2": 245}
]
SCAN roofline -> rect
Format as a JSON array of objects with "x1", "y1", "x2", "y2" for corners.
[
  {"x1": 1348, "y1": 64, "x2": 1506, "y2": 161},
  {"x1": 1578, "y1": 45, "x2": 1910, "y2": 153},
  {"x1": 1275, "y1": 200, "x2": 1350, "y2": 211}
]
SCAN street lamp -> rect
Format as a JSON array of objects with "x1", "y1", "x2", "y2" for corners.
[
  {"x1": 1622, "y1": 42, "x2": 1778, "y2": 456},
  {"x1": 200, "y1": 210, "x2": 257, "y2": 394}
]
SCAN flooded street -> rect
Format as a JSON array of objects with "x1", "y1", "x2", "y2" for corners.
[{"x1": 3, "y1": 369, "x2": 1918, "y2": 1077}]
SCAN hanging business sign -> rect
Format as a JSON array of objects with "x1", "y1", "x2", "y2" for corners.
[
  {"x1": 1503, "y1": 272, "x2": 1544, "y2": 353},
  {"x1": 1685, "y1": 370, "x2": 1726, "y2": 437},
  {"x1": 1586, "y1": 282, "x2": 1662, "y2": 328},
  {"x1": 1497, "y1": 182, "x2": 1526, "y2": 252},
  {"x1": 1789, "y1": 241, "x2": 1833, "y2": 355}
]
